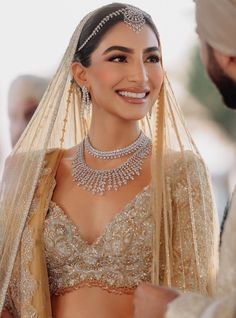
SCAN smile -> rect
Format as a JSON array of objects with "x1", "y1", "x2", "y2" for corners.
[{"x1": 117, "y1": 90, "x2": 149, "y2": 99}]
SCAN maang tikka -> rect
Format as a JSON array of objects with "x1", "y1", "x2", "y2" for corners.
[
  {"x1": 77, "y1": 5, "x2": 147, "y2": 52},
  {"x1": 81, "y1": 86, "x2": 91, "y2": 117}
]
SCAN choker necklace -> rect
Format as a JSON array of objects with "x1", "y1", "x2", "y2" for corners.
[
  {"x1": 84, "y1": 131, "x2": 146, "y2": 160},
  {"x1": 72, "y1": 133, "x2": 152, "y2": 195}
]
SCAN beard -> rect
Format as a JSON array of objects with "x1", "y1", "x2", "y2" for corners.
[{"x1": 206, "y1": 46, "x2": 236, "y2": 110}]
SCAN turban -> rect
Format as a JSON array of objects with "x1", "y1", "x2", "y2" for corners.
[{"x1": 195, "y1": 0, "x2": 236, "y2": 56}]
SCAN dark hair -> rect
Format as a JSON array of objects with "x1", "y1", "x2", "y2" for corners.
[{"x1": 73, "y1": 3, "x2": 160, "y2": 67}]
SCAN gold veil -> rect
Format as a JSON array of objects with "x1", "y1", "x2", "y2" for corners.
[{"x1": 0, "y1": 4, "x2": 218, "y2": 315}]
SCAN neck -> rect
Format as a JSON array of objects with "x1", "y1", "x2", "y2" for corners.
[{"x1": 89, "y1": 110, "x2": 140, "y2": 151}]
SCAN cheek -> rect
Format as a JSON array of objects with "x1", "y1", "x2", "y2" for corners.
[
  {"x1": 199, "y1": 42, "x2": 208, "y2": 67},
  {"x1": 150, "y1": 67, "x2": 164, "y2": 92},
  {"x1": 89, "y1": 64, "x2": 122, "y2": 89}
]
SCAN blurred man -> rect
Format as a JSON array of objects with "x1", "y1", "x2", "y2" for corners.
[
  {"x1": 134, "y1": 0, "x2": 236, "y2": 317},
  {"x1": 8, "y1": 75, "x2": 48, "y2": 146}
]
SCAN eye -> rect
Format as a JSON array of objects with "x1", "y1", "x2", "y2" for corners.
[
  {"x1": 146, "y1": 55, "x2": 160, "y2": 63},
  {"x1": 108, "y1": 55, "x2": 127, "y2": 63}
]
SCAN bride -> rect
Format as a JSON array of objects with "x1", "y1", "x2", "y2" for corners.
[{"x1": 0, "y1": 3, "x2": 218, "y2": 318}]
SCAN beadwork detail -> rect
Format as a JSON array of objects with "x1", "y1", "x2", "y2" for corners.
[
  {"x1": 77, "y1": 5, "x2": 146, "y2": 52},
  {"x1": 85, "y1": 131, "x2": 147, "y2": 160},
  {"x1": 81, "y1": 86, "x2": 91, "y2": 118},
  {"x1": 72, "y1": 135, "x2": 152, "y2": 195},
  {"x1": 123, "y1": 6, "x2": 146, "y2": 33},
  {"x1": 44, "y1": 186, "x2": 152, "y2": 295}
]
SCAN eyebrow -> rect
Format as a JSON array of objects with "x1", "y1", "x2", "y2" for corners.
[{"x1": 102, "y1": 45, "x2": 160, "y2": 55}]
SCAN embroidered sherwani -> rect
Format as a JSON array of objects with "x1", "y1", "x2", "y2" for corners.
[{"x1": 166, "y1": 188, "x2": 236, "y2": 318}]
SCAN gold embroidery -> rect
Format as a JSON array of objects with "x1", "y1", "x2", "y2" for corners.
[
  {"x1": 44, "y1": 187, "x2": 153, "y2": 295},
  {"x1": 21, "y1": 226, "x2": 38, "y2": 316},
  {"x1": 166, "y1": 152, "x2": 215, "y2": 294}
]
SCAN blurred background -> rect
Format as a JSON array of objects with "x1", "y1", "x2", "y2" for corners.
[{"x1": 0, "y1": 0, "x2": 235, "y2": 221}]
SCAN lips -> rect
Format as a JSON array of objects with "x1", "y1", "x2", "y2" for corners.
[{"x1": 116, "y1": 89, "x2": 150, "y2": 100}]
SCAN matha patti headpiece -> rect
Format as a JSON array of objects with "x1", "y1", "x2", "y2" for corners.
[{"x1": 77, "y1": 5, "x2": 147, "y2": 52}]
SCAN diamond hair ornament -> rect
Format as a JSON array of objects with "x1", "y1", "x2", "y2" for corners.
[
  {"x1": 123, "y1": 6, "x2": 146, "y2": 33},
  {"x1": 77, "y1": 5, "x2": 147, "y2": 52}
]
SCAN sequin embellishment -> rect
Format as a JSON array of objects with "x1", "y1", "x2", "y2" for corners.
[{"x1": 44, "y1": 186, "x2": 153, "y2": 295}]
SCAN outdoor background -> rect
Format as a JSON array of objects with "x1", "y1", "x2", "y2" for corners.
[{"x1": 0, "y1": 0, "x2": 235, "y2": 221}]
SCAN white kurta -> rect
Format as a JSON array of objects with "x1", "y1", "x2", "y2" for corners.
[{"x1": 166, "y1": 187, "x2": 236, "y2": 318}]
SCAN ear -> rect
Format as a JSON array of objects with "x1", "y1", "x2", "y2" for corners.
[
  {"x1": 71, "y1": 62, "x2": 89, "y2": 88},
  {"x1": 226, "y1": 56, "x2": 236, "y2": 79},
  {"x1": 214, "y1": 50, "x2": 236, "y2": 70},
  {"x1": 214, "y1": 50, "x2": 236, "y2": 80}
]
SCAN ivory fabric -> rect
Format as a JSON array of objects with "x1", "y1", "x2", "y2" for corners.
[
  {"x1": 166, "y1": 187, "x2": 236, "y2": 318},
  {"x1": 3, "y1": 149, "x2": 217, "y2": 317},
  {"x1": 196, "y1": 0, "x2": 236, "y2": 55}
]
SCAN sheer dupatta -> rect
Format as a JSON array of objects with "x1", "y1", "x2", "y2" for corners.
[{"x1": 0, "y1": 5, "x2": 219, "y2": 316}]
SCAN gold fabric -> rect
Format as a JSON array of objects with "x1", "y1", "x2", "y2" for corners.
[
  {"x1": 3, "y1": 150, "x2": 63, "y2": 317},
  {"x1": 195, "y1": 0, "x2": 236, "y2": 55},
  {"x1": 44, "y1": 185, "x2": 152, "y2": 296},
  {"x1": 5, "y1": 148, "x2": 217, "y2": 317},
  {"x1": 0, "y1": 4, "x2": 219, "y2": 317},
  {"x1": 166, "y1": 188, "x2": 236, "y2": 318}
]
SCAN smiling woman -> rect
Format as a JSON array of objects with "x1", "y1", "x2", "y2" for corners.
[{"x1": 0, "y1": 3, "x2": 218, "y2": 318}]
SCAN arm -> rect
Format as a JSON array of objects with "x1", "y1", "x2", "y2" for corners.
[
  {"x1": 133, "y1": 152, "x2": 220, "y2": 318},
  {"x1": 167, "y1": 187, "x2": 236, "y2": 318},
  {"x1": 168, "y1": 151, "x2": 218, "y2": 294}
]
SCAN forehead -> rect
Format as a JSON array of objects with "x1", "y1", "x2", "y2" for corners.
[{"x1": 95, "y1": 22, "x2": 159, "y2": 52}]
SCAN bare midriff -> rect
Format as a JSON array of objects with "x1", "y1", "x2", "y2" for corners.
[{"x1": 51, "y1": 287, "x2": 134, "y2": 318}]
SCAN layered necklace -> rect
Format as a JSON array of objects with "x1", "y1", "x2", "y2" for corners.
[{"x1": 72, "y1": 131, "x2": 152, "y2": 195}]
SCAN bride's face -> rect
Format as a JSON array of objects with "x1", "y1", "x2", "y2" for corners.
[{"x1": 79, "y1": 22, "x2": 163, "y2": 121}]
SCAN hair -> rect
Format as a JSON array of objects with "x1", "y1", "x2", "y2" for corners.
[{"x1": 73, "y1": 3, "x2": 160, "y2": 67}]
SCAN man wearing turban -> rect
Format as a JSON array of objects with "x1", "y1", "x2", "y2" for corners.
[{"x1": 134, "y1": 0, "x2": 236, "y2": 317}]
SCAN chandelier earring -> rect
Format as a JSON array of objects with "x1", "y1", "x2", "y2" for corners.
[
  {"x1": 148, "y1": 109, "x2": 152, "y2": 120},
  {"x1": 81, "y1": 85, "x2": 91, "y2": 118},
  {"x1": 149, "y1": 95, "x2": 160, "y2": 119}
]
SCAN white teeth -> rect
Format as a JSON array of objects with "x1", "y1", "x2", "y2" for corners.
[{"x1": 118, "y1": 91, "x2": 146, "y2": 99}]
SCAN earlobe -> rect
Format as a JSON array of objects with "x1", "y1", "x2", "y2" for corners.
[
  {"x1": 229, "y1": 56, "x2": 236, "y2": 71},
  {"x1": 71, "y1": 62, "x2": 88, "y2": 88},
  {"x1": 214, "y1": 50, "x2": 231, "y2": 69},
  {"x1": 219, "y1": 53, "x2": 236, "y2": 75}
]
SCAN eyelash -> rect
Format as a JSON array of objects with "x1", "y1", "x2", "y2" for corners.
[
  {"x1": 108, "y1": 55, "x2": 127, "y2": 63},
  {"x1": 147, "y1": 55, "x2": 160, "y2": 63},
  {"x1": 108, "y1": 54, "x2": 160, "y2": 63}
]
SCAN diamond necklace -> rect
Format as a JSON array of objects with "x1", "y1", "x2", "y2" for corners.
[
  {"x1": 84, "y1": 131, "x2": 146, "y2": 160},
  {"x1": 72, "y1": 135, "x2": 152, "y2": 195}
]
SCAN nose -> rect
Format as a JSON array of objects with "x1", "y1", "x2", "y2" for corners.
[{"x1": 127, "y1": 60, "x2": 148, "y2": 84}]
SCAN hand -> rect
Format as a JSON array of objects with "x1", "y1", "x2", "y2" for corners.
[{"x1": 133, "y1": 283, "x2": 179, "y2": 318}]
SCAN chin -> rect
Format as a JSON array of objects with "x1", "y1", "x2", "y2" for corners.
[{"x1": 121, "y1": 110, "x2": 149, "y2": 122}]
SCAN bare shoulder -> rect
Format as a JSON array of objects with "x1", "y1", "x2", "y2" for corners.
[
  {"x1": 62, "y1": 145, "x2": 78, "y2": 160},
  {"x1": 55, "y1": 145, "x2": 77, "y2": 181}
]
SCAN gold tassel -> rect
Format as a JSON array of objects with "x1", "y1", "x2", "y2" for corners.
[
  {"x1": 60, "y1": 80, "x2": 74, "y2": 148},
  {"x1": 151, "y1": 83, "x2": 165, "y2": 285}
]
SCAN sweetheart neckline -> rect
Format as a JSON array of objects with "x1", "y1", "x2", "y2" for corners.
[{"x1": 49, "y1": 184, "x2": 150, "y2": 247}]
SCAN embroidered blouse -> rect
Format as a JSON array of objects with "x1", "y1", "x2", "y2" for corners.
[{"x1": 43, "y1": 186, "x2": 153, "y2": 295}]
